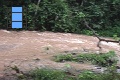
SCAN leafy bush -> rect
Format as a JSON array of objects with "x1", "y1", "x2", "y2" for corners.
[
  {"x1": 113, "y1": 34, "x2": 120, "y2": 41},
  {"x1": 77, "y1": 51, "x2": 117, "y2": 67},
  {"x1": 54, "y1": 51, "x2": 117, "y2": 67},
  {"x1": 18, "y1": 66, "x2": 120, "y2": 80},
  {"x1": 78, "y1": 71, "x2": 101, "y2": 80},
  {"x1": 0, "y1": 0, "x2": 120, "y2": 37},
  {"x1": 26, "y1": 0, "x2": 76, "y2": 32},
  {"x1": 54, "y1": 54, "x2": 73, "y2": 62},
  {"x1": 66, "y1": 0, "x2": 120, "y2": 36},
  {"x1": 78, "y1": 69, "x2": 120, "y2": 80},
  {"x1": 29, "y1": 68, "x2": 74, "y2": 80},
  {"x1": 98, "y1": 26, "x2": 120, "y2": 37}
]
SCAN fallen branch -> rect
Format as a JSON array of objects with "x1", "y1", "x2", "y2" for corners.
[{"x1": 83, "y1": 19, "x2": 120, "y2": 50}]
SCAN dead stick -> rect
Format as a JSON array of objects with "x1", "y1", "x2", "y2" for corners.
[{"x1": 83, "y1": 19, "x2": 120, "y2": 50}]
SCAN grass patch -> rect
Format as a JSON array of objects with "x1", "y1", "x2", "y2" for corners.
[
  {"x1": 54, "y1": 51, "x2": 117, "y2": 67},
  {"x1": 28, "y1": 68, "x2": 75, "y2": 80},
  {"x1": 54, "y1": 54, "x2": 73, "y2": 62},
  {"x1": 14, "y1": 51, "x2": 119, "y2": 80},
  {"x1": 78, "y1": 69, "x2": 120, "y2": 80},
  {"x1": 17, "y1": 66, "x2": 120, "y2": 80}
]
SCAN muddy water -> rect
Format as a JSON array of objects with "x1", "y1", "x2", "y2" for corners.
[{"x1": 0, "y1": 30, "x2": 120, "y2": 77}]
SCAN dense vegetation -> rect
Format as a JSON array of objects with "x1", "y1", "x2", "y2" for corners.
[
  {"x1": 54, "y1": 51, "x2": 117, "y2": 67},
  {"x1": 0, "y1": 0, "x2": 120, "y2": 37},
  {"x1": 17, "y1": 66, "x2": 120, "y2": 80},
  {"x1": 8, "y1": 51, "x2": 120, "y2": 80}
]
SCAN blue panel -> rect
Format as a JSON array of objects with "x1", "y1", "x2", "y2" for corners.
[
  {"x1": 12, "y1": 22, "x2": 22, "y2": 28},
  {"x1": 12, "y1": 13, "x2": 22, "y2": 21},
  {"x1": 12, "y1": 7, "x2": 22, "y2": 12}
]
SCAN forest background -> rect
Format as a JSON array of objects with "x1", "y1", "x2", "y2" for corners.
[{"x1": 0, "y1": 0, "x2": 120, "y2": 37}]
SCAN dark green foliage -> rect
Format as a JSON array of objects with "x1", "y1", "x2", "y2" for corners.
[
  {"x1": 54, "y1": 54, "x2": 73, "y2": 62},
  {"x1": 77, "y1": 51, "x2": 117, "y2": 67},
  {"x1": 78, "y1": 69, "x2": 120, "y2": 80},
  {"x1": 29, "y1": 68, "x2": 74, "y2": 80},
  {"x1": 18, "y1": 67, "x2": 120, "y2": 80},
  {"x1": 78, "y1": 71, "x2": 101, "y2": 80},
  {"x1": 0, "y1": 0, "x2": 120, "y2": 37},
  {"x1": 54, "y1": 51, "x2": 117, "y2": 67},
  {"x1": 66, "y1": 0, "x2": 120, "y2": 36}
]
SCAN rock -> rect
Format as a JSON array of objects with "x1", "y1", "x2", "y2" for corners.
[
  {"x1": 116, "y1": 66, "x2": 120, "y2": 69},
  {"x1": 71, "y1": 53, "x2": 76, "y2": 55},
  {"x1": 34, "y1": 58, "x2": 40, "y2": 61},
  {"x1": 117, "y1": 69, "x2": 120, "y2": 73}
]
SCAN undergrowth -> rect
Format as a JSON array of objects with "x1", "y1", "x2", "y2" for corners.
[
  {"x1": 54, "y1": 51, "x2": 117, "y2": 67},
  {"x1": 11, "y1": 51, "x2": 120, "y2": 80},
  {"x1": 16, "y1": 66, "x2": 120, "y2": 80},
  {"x1": 22, "y1": 68, "x2": 75, "y2": 80}
]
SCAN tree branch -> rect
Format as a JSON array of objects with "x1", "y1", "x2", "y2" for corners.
[
  {"x1": 35, "y1": 0, "x2": 41, "y2": 16},
  {"x1": 83, "y1": 19, "x2": 120, "y2": 50},
  {"x1": 32, "y1": 0, "x2": 41, "y2": 30}
]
